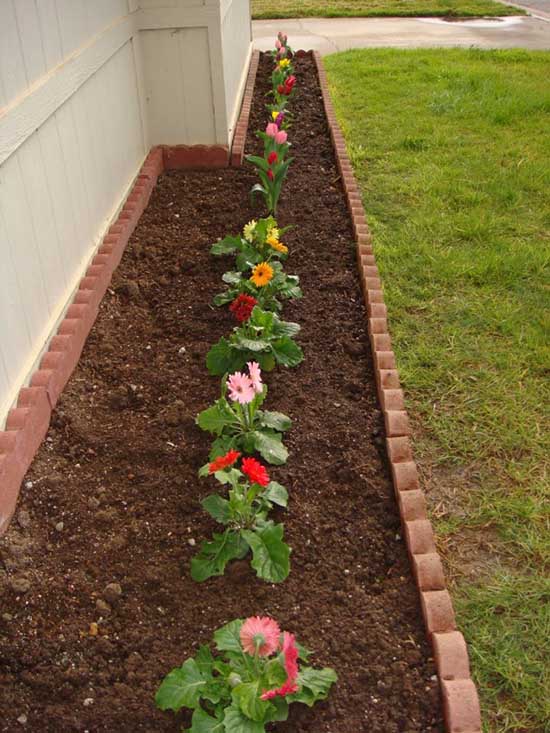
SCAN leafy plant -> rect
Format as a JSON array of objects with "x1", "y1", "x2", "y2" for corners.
[
  {"x1": 155, "y1": 616, "x2": 337, "y2": 732},
  {"x1": 191, "y1": 453, "x2": 290, "y2": 582},
  {"x1": 247, "y1": 127, "x2": 293, "y2": 215},
  {"x1": 206, "y1": 306, "x2": 303, "y2": 376},
  {"x1": 211, "y1": 217, "x2": 290, "y2": 272},
  {"x1": 215, "y1": 263, "x2": 302, "y2": 314},
  {"x1": 196, "y1": 363, "x2": 292, "y2": 464}
]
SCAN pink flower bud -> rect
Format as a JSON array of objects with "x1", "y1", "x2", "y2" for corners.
[
  {"x1": 274, "y1": 130, "x2": 288, "y2": 144},
  {"x1": 265, "y1": 123, "x2": 278, "y2": 138},
  {"x1": 275, "y1": 39, "x2": 282, "y2": 49}
]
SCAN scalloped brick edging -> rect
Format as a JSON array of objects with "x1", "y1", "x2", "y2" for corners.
[
  {"x1": 230, "y1": 50, "x2": 260, "y2": 167},
  {"x1": 0, "y1": 147, "x2": 164, "y2": 535},
  {"x1": 312, "y1": 51, "x2": 482, "y2": 733}
]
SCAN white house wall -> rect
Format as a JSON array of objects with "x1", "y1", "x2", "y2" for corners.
[{"x1": 0, "y1": 1, "x2": 146, "y2": 425}]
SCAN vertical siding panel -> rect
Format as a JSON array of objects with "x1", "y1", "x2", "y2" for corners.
[
  {"x1": 0, "y1": 1, "x2": 28, "y2": 103},
  {"x1": 36, "y1": 0, "x2": 64, "y2": 73},
  {"x1": 54, "y1": 0, "x2": 89, "y2": 59},
  {"x1": 0, "y1": 207, "x2": 32, "y2": 386},
  {"x1": 55, "y1": 102, "x2": 92, "y2": 275},
  {"x1": 0, "y1": 154, "x2": 50, "y2": 342},
  {"x1": 179, "y1": 28, "x2": 215, "y2": 143},
  {"x1": 37, "y1": 117, "x2": 78, "y2": 286},
  {"x1": 17, "y1": 134, "x2": 67, "y2": 312},
  {"x1": 69, "y1": 92, "x2": 100, "y2": 240},
  {"x1": 14, "y1": 0, "x2": 47, "y2": 88}
]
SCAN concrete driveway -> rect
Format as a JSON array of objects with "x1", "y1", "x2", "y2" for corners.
[{"x1": 253, "y1": 14, "x2": 550, "y2": 54}]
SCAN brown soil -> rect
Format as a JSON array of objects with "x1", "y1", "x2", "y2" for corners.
[{"x1": 0, "y1": 54, "x2": 443, "y2": 732}]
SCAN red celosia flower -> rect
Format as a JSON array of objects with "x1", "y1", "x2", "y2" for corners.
[
  {"x1": 261, "y1": 632, "x2": 300, "y2": 700},
  {"x1": 277, "y1": 84, "x2": 285, "y2": 94},
  {"x1": 229, "y1": 293, "x2": 257, "y2": 322},
  {"x1": 208, "y1": 449, "x2": 241, "y2": 473},
  {"x1": 268, "y1": 151, "x2": 278, "y2": 165},
  {"x1": 267, "y1": 169, "x2": 274, "y2": 181},
  {"x1": 241, "y1": 457, "x2": 270, "y2": 487}
]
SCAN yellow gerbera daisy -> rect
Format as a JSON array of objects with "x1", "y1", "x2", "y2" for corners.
[
  {"x1": 243, "y1": 220, "x2": 257, "y2": 242},
  {"x1": 267, "y1": 236, "x2": 288, "y2": 254},
  {"x1": 278, "y1": 59, "x2": 290, "y2": 69},
  {"x1": 271, "y1": 110, "x2": 278, "y2": 120},
  {"x1": 250, "y1": 262, "x2": 274, "y2": 287},
  {"x1": 267, "y1": 226, "x2": 279, "y2": 240}
]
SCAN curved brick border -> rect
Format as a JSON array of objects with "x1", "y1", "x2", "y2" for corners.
[
  {"x1": 0, "y1": 147, "x2": 164, "y2": 535},
  {"x1": 312, "y1": 51, "x2": 482, "y2": 733},
  {"x1": 230, "y1": 50, "x2": 260, "y2": 167}
]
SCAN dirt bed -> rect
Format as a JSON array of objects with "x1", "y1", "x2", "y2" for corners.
[{"x1": 0, "y1": 54, "x2": 443, "y2": 732}]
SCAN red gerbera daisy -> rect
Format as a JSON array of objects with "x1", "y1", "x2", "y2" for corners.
[
  {"x1": 229, "y1": 293, "x2": 257, "y2": 323},
  {"x1": 241, "y1": 457, "x2": 270, "y2": 487},
  {"x1": 208, "y1": 449, "x2": 241, "y2": 474}
]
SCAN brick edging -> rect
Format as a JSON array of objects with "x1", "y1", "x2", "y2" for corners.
[
  {"x1": 230, "y1": 50, "x2": 260, "y2": 166},
  {"x1": 0, "y1": 147, "x2": 165, "y2": 535},
  {"x1": 312, "y1": 51, "x2": 482, "y2": 733}
]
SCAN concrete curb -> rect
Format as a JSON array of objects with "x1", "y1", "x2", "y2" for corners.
[
  {"x1": 312, "y1": 50, "x2": 482, "y2": 733},
  {"x1": 0, "y1": 147, "x2": 164, "y2": 535}
]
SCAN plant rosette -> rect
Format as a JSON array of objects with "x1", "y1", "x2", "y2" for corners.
[
  {"x1": 211, "y1": 217, "x2": 291, "y2": 272},
  {"x1": 155, "y1": 616, "x2": 337, "y2": 732},
  {"x1": 206, "y1": 306, "x2": 303, "y2": 376},
  {"x1": 214, "y1": 262, "x2": 302, "y2": 315},
  {"x1": 191, "y1": 453, "x2": 290, "y2": 582},
  {"x1": 196, "y1": 363, "x2": 292, "y2": 465},
  {"x1": 247, "y1": 126, "x2": 293, "y2": 215}
]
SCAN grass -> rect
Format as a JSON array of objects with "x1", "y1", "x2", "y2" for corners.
[
  {"x1": 252, "y1": 0, "x2": 523, "y2": 20},
  {"x1": 323, "y1": 48, "x2": 550, "y2": 732}
]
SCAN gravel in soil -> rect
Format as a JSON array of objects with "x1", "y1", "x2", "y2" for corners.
[{"x1": 0, "y1": 54, "x2": 444, "y2": 732}]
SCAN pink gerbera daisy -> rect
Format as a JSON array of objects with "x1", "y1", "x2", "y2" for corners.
[
  {"x1": 261, "y1": 631, "x2": 300, "y2": 700},
  {"x1": 247, "y1": 361, "x2": 263, "y2": 394},
  {"x1": 226, "y1": 372, "x2": 255, "y2": 404},
  {"x1": 240, "y1": 616, "x2": 281, "y2": 657}
]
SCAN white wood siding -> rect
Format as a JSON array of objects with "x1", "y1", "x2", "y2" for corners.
[{"x1": 0, "y1": 2, "x2": 146, "y2": 425}]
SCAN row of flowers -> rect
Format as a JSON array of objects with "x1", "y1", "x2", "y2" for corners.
[{"x1": 156, "y1": 36, "x2": 337, "y2": 732}]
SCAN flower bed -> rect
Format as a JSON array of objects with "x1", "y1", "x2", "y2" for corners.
[{"x1": 0, "y1": 51, "x2": 443, "y2": 732}]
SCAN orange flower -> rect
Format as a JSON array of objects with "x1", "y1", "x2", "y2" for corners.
[
  {"x1": 267, "y1": 236, "x2": 288, "y2": 255},
  {"x1": 250, "y1": 262, "x2": 274, "y2": 287}
]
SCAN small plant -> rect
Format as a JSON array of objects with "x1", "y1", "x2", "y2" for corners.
[
  {"x1": 247, "y1": 124, "x2": 293, "y2": 214},
  {"x1": 211, "y1": 217, "x2": 290, "y2": 272},
  {"x1": 191, "y1": 453, "x2": 290, "y2": 582},
  {"x1": 206, "y1": 306, "x2": 303, "y2": 375},
  {"x1": 215, "y1": 263, "x2": 302, "y2": 314},
  {"x1": 155, "y1": 616, "x2": 337, "y2": 732},
  {"x1": 196, "y1": 363, "x2": 291, "y2": 464}
]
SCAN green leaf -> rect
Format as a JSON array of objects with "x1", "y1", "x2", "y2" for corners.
[
  {"x1": 264, "y1": 697, "x2": 289, "y2": 722},
  {"x1": 211, "y1": 235, "x2": 242, "y2": 256},
  {"x1": 196, "y1": 399, "x2": 236, "y2": 436},
  {"x1": 209, "y1": 435, "x2": 238, "y2": 460},
  {"x1": 246, "y1": 154, "x2": 270, "y2": 172},
  {"x1": 191, "y1": 530, "x2": 249, "y2": 582},
  {"x1": 273, "y1": 320, "x2": 300, "y2": 338},
  {"x1": 202, "y1": 495, "x2": 231, "y2": 524},
  {"x1": 207, "y1": 338, "x2": 244, "y2": 376},
  {"x1": 233, "y1": 681, "x2": 272, "y2": 722},
  {"x1": 190, "y1": 707, "x2": 225, "y2": 732},
  {"x1": 258, "y1": 410, "x2": 291, "y2": 431},
  {"x1": 263, "y1": 481, "x2": 288, "y2": 508},
  {"x1": 223, "y1": 705, "x2": 265, "y2": 733},
  {"x1": 256, "y1": 353, "x2": 276, "y2": 372},
  {"x1": 251, "y1": 430, "x2": 288, "y2": 465},
  {"x1": 234, "y1": 336, "x2": 271, "y2": 353},
  {"x1": 236, "y1": 249, "x2": 260, "y2": 272},
  {"x1": 290, "y1": 667, "x2": 338, "y2": 707},
  {"x1": 213, "y1": 291, "x2": 235, "y2": 307},
  {"x1": 155, "y1": 659, "x2": 207, "y2": 712},
  {"x1": 249, "y1": 306, "x2": 274, "y2": 331},
  {"x1": 241, "y1": 524, "x2": 290, "y2": 583},
  {"x1": 213, "y1": 619, "x2": 244, "y2": 654},
  {"x1": 271, "y1": 337, "x2": 303, "y2": 367},
  {"x1": 222, "y1": 271, "x2": 242, "y2": 285}
]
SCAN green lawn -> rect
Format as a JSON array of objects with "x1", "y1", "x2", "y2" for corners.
[
  {"x1": 324, "y1": 48, "x2": 550, "y2": 732},
  {"x1": 252, "y1": 0, "x2": 522, "y2": 19}
]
